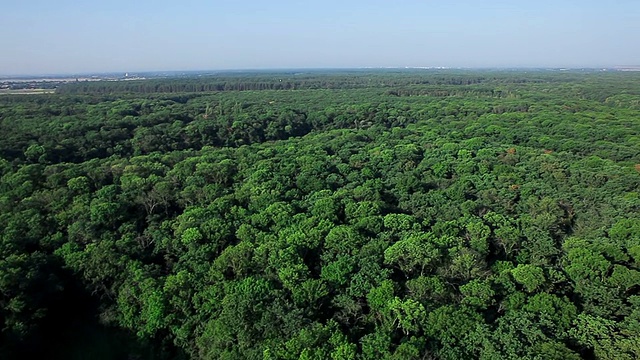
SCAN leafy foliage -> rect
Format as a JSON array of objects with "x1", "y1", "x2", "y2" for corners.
[{"x1": 1, "y1": 70, "x2": 640, "y2": 358}]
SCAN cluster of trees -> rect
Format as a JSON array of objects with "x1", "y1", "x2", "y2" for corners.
[{"x1": 1, "y1": 71, "x2": 639, "y2": 359}]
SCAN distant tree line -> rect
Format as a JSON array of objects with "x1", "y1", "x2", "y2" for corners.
[{"x1": 55, "y1": 71, "x2": 599, "y2": 95}]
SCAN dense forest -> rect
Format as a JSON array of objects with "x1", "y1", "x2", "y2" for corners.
[{"x1": 1, "y1": 70, "x2": 639, "y2": 359}]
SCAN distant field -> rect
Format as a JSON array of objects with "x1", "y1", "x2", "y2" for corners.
[{"x1": 0, "y1": 88, "x2": 55, "y2": 95}]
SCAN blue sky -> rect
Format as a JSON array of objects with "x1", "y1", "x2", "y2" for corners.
[{"x1": 1, "y1": 0, "x2": 639, "y2": 74}]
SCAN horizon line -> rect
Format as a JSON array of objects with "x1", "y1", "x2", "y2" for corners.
[{"x1": 2, "y1": 65, "x2": 639, "y2": 78}]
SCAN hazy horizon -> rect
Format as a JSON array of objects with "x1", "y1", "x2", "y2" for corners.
[
  {"x1": 2, "y1": 66, "x2": 638, "y2": 79},
  {"x1": 2, "y1": 0, "x2": 639, "y2": 76}
]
